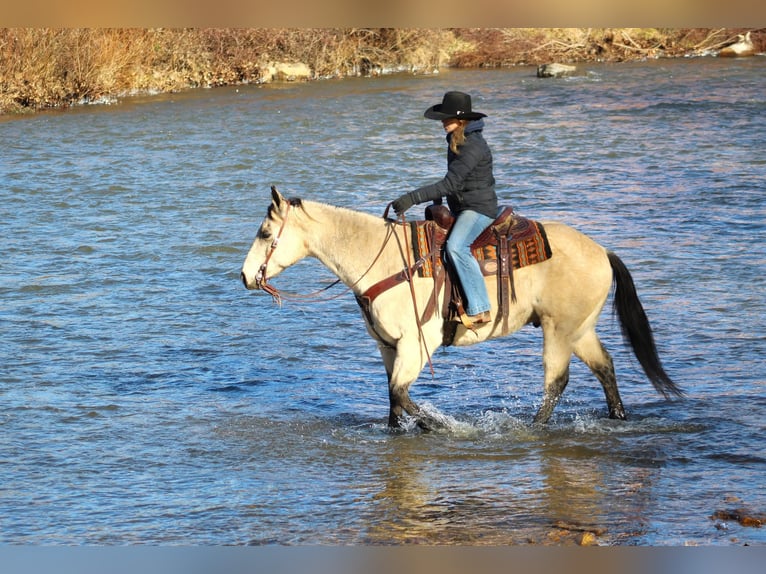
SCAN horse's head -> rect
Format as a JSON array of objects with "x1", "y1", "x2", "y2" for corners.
[{"x1": 240, "y1": 186, "x2": 307, "y2": 298}]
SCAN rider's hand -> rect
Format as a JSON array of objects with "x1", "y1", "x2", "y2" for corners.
[{"x1": 392, "y1": 193, "x2": 415, "y2": 216}]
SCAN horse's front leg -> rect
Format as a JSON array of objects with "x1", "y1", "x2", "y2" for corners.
[
  {"x1": 379, "y1": 341, "x2": 430, "y2": 430},
  {"x1": 388, "y1": 385, "x2": 421, "y2": 428}
]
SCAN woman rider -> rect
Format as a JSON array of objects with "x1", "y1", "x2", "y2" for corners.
[{"x1": 391, "y1": 91, "x2": 499, "y2": 325}]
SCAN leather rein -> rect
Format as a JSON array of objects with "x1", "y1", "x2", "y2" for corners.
[
  {"x1": 254, "y1": 202, "x2": 293, "y2": 305},
  {"x1": 255, "y1": 201, "x2": 398, "y2": 306},
  {"x1": 255, "y1": 200, "x2": 436, "y2": 374}
]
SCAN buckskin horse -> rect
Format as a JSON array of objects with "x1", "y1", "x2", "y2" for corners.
[{"x1": 241, "y1": 186, "x2": 682, "y2": 429}]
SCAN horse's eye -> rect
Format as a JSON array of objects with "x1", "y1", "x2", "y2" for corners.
[{"x1": 258, "y1": 227, "x2": 272, "y2": 240}]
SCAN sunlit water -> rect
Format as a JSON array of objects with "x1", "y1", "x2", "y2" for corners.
[{"x1": 1, "y1": 57, "x2": 764, "y2": 545}]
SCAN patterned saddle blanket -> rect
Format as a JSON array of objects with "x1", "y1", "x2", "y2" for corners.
[
  {"x1": 355, "y1": 204, "x2": 554, "y2": 341},
  {"x1": 411, "y1": 204, "x2": 552, "y2": 278}
]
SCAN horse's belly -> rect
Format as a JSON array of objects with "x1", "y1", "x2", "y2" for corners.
[
  {"x1": 450, "y1": 286, "x2": 534, "y2": 347},
  {"x1": 449, "y1": 316, "x2": 531, "y2": 346}
]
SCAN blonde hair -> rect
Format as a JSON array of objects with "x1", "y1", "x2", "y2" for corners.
[{"x1": 449, "y1": 120, "x2": 470, "y2": 154}]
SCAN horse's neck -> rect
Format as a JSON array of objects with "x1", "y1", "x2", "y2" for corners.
[{"x1": 303, "y1": 201, "x2": 401, "y2": 290}]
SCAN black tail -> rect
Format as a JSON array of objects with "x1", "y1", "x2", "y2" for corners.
[{"x1": 608, "y1": 251, "x2": 684, "y2": 399}]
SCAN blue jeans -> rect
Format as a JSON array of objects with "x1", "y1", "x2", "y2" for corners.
[{"x1": 445, "y1": 209, "x2": 494, "y2": 316}]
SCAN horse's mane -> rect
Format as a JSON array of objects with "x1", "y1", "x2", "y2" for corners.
[
  {"x1": 267, "y1": 196, "x2": 304, "y2": 219},
  {"x1": 290, "y1": 196, "x2": 387, "y2": 228}
]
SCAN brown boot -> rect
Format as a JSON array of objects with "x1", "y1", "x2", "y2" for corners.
[{"x1": 466, "y1": 310, "x2": 491, "y2": 324}]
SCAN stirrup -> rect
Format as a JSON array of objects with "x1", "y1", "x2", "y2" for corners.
[{"x1": 458, "y1": 310, "x2": 491, "y2": 329}]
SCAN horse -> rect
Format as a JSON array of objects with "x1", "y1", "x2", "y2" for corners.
[{"x1": 241, "y1": 186, "x2": 683, "y2": 429}]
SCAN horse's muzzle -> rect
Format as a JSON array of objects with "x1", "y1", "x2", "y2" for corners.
[{"x1": 241, "y1": 271, "x2": 255, "y2": 290}]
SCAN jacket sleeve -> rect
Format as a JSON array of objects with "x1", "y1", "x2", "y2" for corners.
[{"x1": 410, "y1": 137, "x2": 485, "y2": 204}]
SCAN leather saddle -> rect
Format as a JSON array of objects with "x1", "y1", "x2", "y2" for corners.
[
  {"x1": 422, "y1": 203, "x2": 520, "y2": 333},
  {"x1": 425, "y1": 203, "x2": 516, "y2": 250},
  {"x1": 357, "y1": 203, "x2": 551, "y2": 343}
]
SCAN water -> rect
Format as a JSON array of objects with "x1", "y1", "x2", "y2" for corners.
[{"x1": 1, "y1": 57, "x2": 764, "y2": 546}]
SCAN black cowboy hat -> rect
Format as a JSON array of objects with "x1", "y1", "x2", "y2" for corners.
[{"x1": 424, "y1": 91, "x2": 487, "y2": 121}]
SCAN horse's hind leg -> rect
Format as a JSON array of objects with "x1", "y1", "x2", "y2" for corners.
[
  {"x1": 533, "y1": 328, "x2": 572, "y2": 424},
  {"x1": 574, "y1": 331, "x2": 626, "y2": 420},
  {"x1": 534, "y1": 367, "x2": 569, "y2": 424}
]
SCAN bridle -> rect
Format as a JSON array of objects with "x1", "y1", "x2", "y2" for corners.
[
  {"x1": 254, "y1": 200, "x2": 396, "y2": 306},
  {"x1": 253, "y1": 200, "x2": 435, "y2": 374},
  {"x1": 254, "y1": 201, "x2": 292, "y2": 305}
]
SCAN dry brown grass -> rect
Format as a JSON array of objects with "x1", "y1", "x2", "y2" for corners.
[
  {"x1": 2, "y1": 29, "x2": 152, "y2": 109},
  {"x1": 0, "y1": 28, "x2": 460, "y2": 113},
  {"x1": 449, "y1": 28, "x2": 763, "y2": 66},
  {"x1": 1, "y1": 28, "x2": 761, "y2": 115}
]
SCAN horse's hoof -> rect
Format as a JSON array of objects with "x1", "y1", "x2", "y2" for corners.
[
  {"x1": 416, "y1": 417, "x2": 435, "y2": 432},
  {"x1": 609, "y1": 408, "x2": 627, "y2": 420}
]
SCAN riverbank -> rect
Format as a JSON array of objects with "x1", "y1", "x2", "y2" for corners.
[
  {"x1": 3, "y1": 58, "x2": 765, "y2": 546},
  {"x1": 1, "y1": 28, "x2": 762, "y2": 115}
]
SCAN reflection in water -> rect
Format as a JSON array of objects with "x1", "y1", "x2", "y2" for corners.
[
  {"x1": 535, "y1": 440, "x2": 658, "y2": 545},
  {"x1": 1, "y1": 58, "x2": 764, "y2": 545},
  {"x1": 362, "y1": 421, "x2": 663, "y2": 545},
  {"x1": 538, "y1": 447, "x2": 609, "y2": 538},
  {"x1": 365, "y1": 435, "x2": 518, "y2": 545},
  {"x1": 369, "y1": 446, "x2": 450, "y2": 544}
]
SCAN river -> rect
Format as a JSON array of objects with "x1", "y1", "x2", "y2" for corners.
[{"x1": 1, "y1": 56, "x2": 764, "y2": 546}]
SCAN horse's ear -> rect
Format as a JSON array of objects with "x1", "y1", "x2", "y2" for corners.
[{"x1": 270, "y1": 185, "x2": 284, "y2": 207}]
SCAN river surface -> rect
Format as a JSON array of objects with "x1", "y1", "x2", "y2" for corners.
[{"x1": 1, "y1": 57, "x2": 764, "y2": 546}]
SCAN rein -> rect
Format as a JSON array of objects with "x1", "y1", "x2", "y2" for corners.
[
  {"x1": 257, "y1": 199, "x2": 435, "y2": 376},
  {"x1": 256, "y1": 201, "x2": 396, "y2": 306},
  {"x1": 391, "y1": 208, "x2": 435, "y2": 377},
  {"x1": 255, "y1": 201, "x2": 293, "y2": 305}
]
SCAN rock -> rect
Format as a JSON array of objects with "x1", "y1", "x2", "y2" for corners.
[
  {"x1": 578, "y1": 531, "x2": 598, "y2": 546},
  {"x1": 552, "y1": 520, "x2": 605, "y2": 545},
  {"x1": 711, "y1": 507, "x2": 765, "y2": 527},
  {"x1": 259, "y1": 62, "x2": 312, "y2": 83},
  {"x1": 537, "y1": 63, "x2": 577, "y2": 78},
  {"x1": 719, "y1": 32, "x2": 755, "y2": 57}
]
